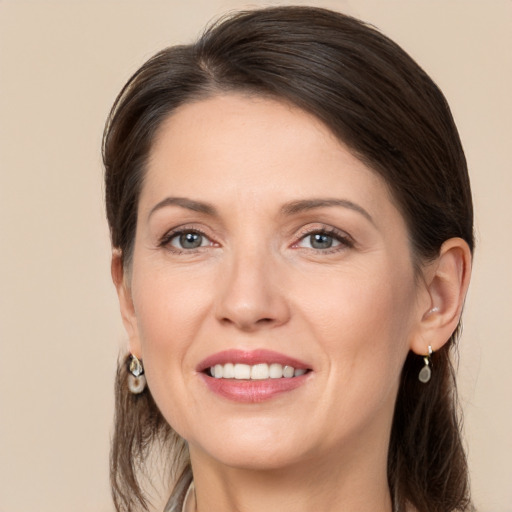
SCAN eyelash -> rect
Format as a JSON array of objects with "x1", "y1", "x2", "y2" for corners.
[
  {"x1": 158, "y1": 225, "x2": 354, "y2": 254},
  {"x1": 293, "y1": 226, "x2": 355, "y2": 253},
  {"x1": 159, "y1": 227, "x2": 214, "y2": 254}
]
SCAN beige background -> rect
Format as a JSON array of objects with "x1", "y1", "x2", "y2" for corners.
[{"x1": 0, "y1": 1, "x2": 510, "y2": 511}]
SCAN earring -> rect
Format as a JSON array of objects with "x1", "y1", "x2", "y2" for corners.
[
  {"x1": 128, "y1": 354, "x2": 147, "y2": 394},
  {"x1": 418, "y1": 345, "x2": 433, "y2": 383}
]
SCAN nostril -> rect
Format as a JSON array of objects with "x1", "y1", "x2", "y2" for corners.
[{"x1": 219, "y1": 315, "x2": 277, "y2": 330}]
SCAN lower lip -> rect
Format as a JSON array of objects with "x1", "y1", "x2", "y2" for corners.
[{"x1": 199, "y1": 373, "x2": 310, "y2": 403}]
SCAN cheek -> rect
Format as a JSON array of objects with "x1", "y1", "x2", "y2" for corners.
[
  {"x1": 295, "y1": 265, "x2": 417, "y2": 444},
  {"x1": 130, "y1": 265, "x2": 214, "y2": 381},
  {"x1": 133, "y1": 262, "x2": 210, "y2": 335},
  {"x1": 298, "y1": 260, "x2": 417, "y2": 379},
  {"x1": 129, "y1": 267, "x2": 216, "y2": 435}
]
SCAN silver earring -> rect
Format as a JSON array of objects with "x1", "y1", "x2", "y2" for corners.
[
  {"x1": 128, "y1": 354, "x2": 147, "y2": 394},
  {"x1": 418, "y1": 345, "x2": 433, "y2": 383}
]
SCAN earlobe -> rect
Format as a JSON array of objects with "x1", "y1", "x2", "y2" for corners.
[
  {"x1": 410, "y1": 238, "x2": 472, "y2": 355},
  {"x1": 111, "y1": 250, "x2": 142, "y2": 357}
]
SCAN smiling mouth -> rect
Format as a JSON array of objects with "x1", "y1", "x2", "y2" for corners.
[
  {"x1": 198, "y1": 350, "x2": 312, "y2": 402},
  {"x1": 208, "y1": 363, "x2": 309, "y2": 380}
]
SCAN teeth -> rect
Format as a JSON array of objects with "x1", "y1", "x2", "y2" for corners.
[
  {"x1": 209, "y1": 363, "x2": 308, "y2": 379},
  {"x1": 234, "y1": 363, "x2": 251, "y2": 379},
  {"x1": 283, "y1": 365, "x2": 294, "y2": 378},
  {"x1": 213, "y1": 364, "x2": 223, "y2": 379},
  {"x1": 269, "y1": 363, "x2": 283, "y2": 379},
  {"x1": 251, "y1": 363, "x2": 269, "y2": 380},
  {"x1": 223, "y1": 363, "x2": 235, "y2": 378}
]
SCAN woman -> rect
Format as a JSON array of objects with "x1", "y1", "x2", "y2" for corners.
[{"x1": 103, "y1": 6, "x2": 474, "y2": 512}]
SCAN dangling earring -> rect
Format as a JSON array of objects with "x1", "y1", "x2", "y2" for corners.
[
  {"x1": 128, "y1": 354, "x2": 147, "y2": 394},
  {"x1": 418, "y1": 345, "x2": 433, "y2": 383}
]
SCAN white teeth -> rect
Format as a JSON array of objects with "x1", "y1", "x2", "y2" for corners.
[
  {"x1": 234, "y1": 363, "x2": 251, "y2": 379},
  {"x1": 283, "y1": 365, "x2": 294, "y2": 378},
  {"x1": 251, "y1": 363, "x2": 269, "y2": 380},
  {"x1": 269, "y1": 363, "x2": 283, "y2": 378},
  {"x1": 209, "y1": 363, "x2": 308, "y2": 379},
  {"x1": 223, "y1": 363, "x2": 235, "y2": 379}
]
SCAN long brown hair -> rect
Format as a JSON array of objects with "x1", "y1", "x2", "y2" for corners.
[{"x1": 103, "y1": 6, "x2": 474, "y2": 511}]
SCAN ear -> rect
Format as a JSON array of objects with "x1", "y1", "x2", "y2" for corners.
[
  {"x1": 410, "y1": 238, "x2": 472, "y2": 356},
  {"x1": 111, "y1": 250, "x2": 142, "y2": 358}
]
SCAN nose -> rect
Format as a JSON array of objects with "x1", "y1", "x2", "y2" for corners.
[{"x1": 214, "y1": 247, "x2": 291, "y2": 332}]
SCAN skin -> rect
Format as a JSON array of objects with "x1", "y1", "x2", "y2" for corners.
[{"x1": 114, "y1": 94, "x2": 472, "y2": 512}]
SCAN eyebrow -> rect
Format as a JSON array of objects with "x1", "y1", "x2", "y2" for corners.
[
  {"x1": 281, "y1": 199, "x2": 374, "y2": 224},
  {"x1": 148, "y1": 196, "x2": 374, "y2": 225},
  {"x1": 148, "y1": 197, "x2": 218, "y2": 220}
]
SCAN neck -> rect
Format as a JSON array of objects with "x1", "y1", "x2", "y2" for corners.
[{"x1": 188, "y1": 441, "x2": 393, "y2": 512}]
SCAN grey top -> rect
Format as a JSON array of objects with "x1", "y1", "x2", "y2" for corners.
[{"x1": 163, "y1": 467, "x2": 194, "y2": 512}]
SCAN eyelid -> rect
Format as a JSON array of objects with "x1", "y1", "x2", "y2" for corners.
[
  {"x1": 292, "y1": 224, "x2": 355, "y2": 249},
  {"x1": 158, "y1": 224, "x2": 218, "y2": 252},
  {"x1": 157, "y1": 222, "x2": 354, "y2": 253}
]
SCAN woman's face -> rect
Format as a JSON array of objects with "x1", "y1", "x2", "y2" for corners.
[{"x1": 121, "y1": 94, "x2": 428, "y2": 471}]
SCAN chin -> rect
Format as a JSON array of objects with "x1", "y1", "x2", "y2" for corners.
[{"x1": 188, "y1": 423, "x2": 315, "y2": 471}]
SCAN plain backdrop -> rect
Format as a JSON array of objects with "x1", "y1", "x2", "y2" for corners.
[{"x1": 0, "y1": 1, "x2": 511, "y2": 511}]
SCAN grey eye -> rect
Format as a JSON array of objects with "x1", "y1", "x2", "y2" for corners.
[
  {"x1": 309, "y1": 233, "x2": 335, "y2": 249},
  {"x1": 171, "y1": 232, "x2": 207, "y2": 249}
]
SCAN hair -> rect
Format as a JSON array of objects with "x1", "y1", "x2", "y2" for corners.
[{"x1": 103, "y1": 6, "x2": 474, "y2": 512}]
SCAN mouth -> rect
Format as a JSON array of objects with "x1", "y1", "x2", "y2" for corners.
[
  {"x1": 197, "y1": 349, "x2": 313, "y2": 402},
  {"x1": 207, "y1": 363, "x2": 308, "y2": 379},
  {"x1": 197, "y1": 348, "x2": 312, "y2": 377}
]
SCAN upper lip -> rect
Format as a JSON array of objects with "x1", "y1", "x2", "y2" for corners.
[{"x1": 196, "y1": 349, "x2": 311, "y2": 372}]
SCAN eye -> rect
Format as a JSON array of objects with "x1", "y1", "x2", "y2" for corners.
[
  {"x1": 299, "y1": 232, "x2": 341, "y2": 250},
  {"x1": 165, "y1": 230, "x2": 212, "y2": 250},
  {"x1": 294, "y1": 227, "x2": 353, "y2": 251}
]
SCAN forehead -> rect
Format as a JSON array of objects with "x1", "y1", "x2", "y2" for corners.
[{"x1": 142, "y1": 93, "x2": 398, "y2": 222}]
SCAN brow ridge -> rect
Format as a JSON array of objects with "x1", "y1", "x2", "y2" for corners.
[
  {"x1": 148, "y1": 197, "x2": 217, "y2": 220},
  {"x1": 281, "y1": 198, "x2": 373, "y2": 224},
  {"x1": 148, "y1": 196, "x2": 373, "y2": 224}
]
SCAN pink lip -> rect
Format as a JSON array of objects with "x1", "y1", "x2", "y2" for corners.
[
  {"x1": 199, "y1": 374, "x2": 310, "y2": 403},
  {"x1": 196, "y1": 349, "x2": 310, "y2": 372},
  {"x1": 196, "y1": 349, "x2": 312, "y2": 403}
]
